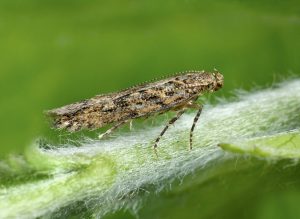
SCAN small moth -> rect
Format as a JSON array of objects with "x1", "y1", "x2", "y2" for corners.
[{"x1": 46, "y1": 70, "x2": 223, "y2": 151}]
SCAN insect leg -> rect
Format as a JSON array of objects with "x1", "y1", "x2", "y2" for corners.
[
  {"x1": 153, "y1": 109, "x2": 186, "y2": 152},
  {"x1": 189, "y1": 105, "x2": 203, "y2": 150},
  {"x1": 98, "y1": 120, "x2": 129, "y2": 139}
]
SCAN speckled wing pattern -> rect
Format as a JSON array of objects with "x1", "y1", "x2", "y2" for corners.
[{"x1": 46, "y1": 71, "x2": 223, "y2": 132}]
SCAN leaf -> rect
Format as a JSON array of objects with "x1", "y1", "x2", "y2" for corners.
[
  {"x1": 219, "y1": 130, "x2": 300, "y2": 159},
  {"x1": 0, "y1": 79, "x2": 300, "y2": 218}
]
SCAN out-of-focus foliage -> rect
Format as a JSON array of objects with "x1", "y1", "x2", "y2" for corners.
[{"x1": 0, "y1": 0, "x2": 299, "y2": 155}]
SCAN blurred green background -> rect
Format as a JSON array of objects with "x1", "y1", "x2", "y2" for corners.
[{"x1": 0, "y1": 0, "x2": 299, "y2": 156}]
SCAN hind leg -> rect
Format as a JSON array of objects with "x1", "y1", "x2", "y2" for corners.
[{"x1": 98, "y1": 120, "x2": 130, "y2": 139}]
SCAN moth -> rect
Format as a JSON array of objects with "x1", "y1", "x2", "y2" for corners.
[{"x1": 46, "y1": 70, "x2": 224, "y2": 152}]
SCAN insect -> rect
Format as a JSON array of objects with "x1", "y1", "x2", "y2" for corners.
[{"x1": 46, "y1": 70, "x2": 223, "y2": 153}]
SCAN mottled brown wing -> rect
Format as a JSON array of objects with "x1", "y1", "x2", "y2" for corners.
[
  {"x1": 46, "y1": 72, "x2": 211, "y2": 132},
  {"x1": 46, "y1": 94, "x2": 117, "y2": 131}
]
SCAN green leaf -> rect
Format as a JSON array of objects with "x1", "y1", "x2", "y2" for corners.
[
  {"x1": 0, "y1": 80, "x2": 300, "y2": 219},
  {"x1": 219, "y1": 130, "x2": 300, "y2": 159}
]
